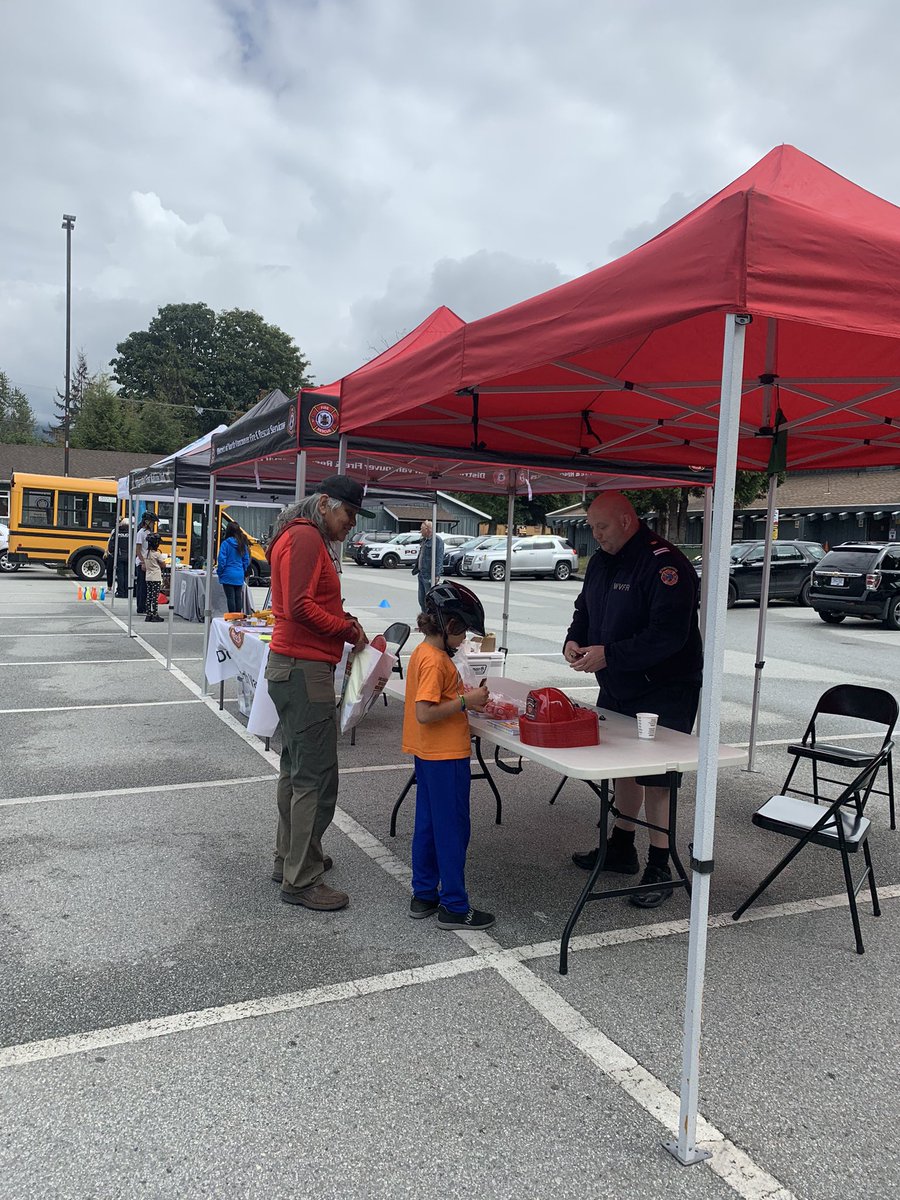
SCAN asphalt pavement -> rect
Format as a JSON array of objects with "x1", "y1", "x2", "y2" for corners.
[{"x1": 2, "y1": 562, "x2": 899, "y2": 1200}]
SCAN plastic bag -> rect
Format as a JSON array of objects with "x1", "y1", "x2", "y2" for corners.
[{"x1": 339, "y1": 644, "x2": 396, "y2": 733}]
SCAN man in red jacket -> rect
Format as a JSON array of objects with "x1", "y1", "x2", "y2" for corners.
[{"x1": 265, "y1": 476, "x2": 372, "y2": 911}]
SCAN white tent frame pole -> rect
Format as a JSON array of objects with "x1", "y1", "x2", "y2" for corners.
[
  {"x1": 165, "y1": 488, "x2": 180, "y2": 671},
  {"x1": 337, "y1": 436, "x2": 348, "y2": 563},
  {"x1": 746, "y1": 474, "x2": 778, "y2": 771},
  {"x1": 668, "y1": 312, "x2": 749, "y2": 1166},
  {"x1": 746, "y1": 318, "x2": 779, "y2": 773},
  {"x1": 127, "y1": 493, "x2": 136, "y2": 639},
  {"x1": 110, "y1": 509, "x2": 120, "y2": 610},
  {"x1": 294, "y1": 450, "x2": 307, "y2": 503},
  {"x1": 431, "y1": 496, "x2": 439, "y2": 588},
  {"x1": 500, "y1": 471, "x2": 517, "y2": 655},
  {"x1": 696, "y1": 486, "x2": 714, "y2": 731},
  {"x1": 202, "y1": 473, "x2": 217, "y2": 689}
]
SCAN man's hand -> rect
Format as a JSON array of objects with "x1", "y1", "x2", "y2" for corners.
[
  {"x1": 570, "y1": 644, "x2": 607, "y2": 673},
  {"x1": 563, "y1": 640, "x2": 583, "y2": 664},
  {"x1": 463, "y1": 681, "x2": 489, "y2": 712}
]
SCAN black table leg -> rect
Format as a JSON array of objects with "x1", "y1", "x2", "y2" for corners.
[
  {"x1": 560, "y1": 780, "x2": 611, "y2": 975},
  {"x1": 473, "y1": 736, "x2": 503, "y2": 825},
  {"x1": 389, "y1": 770, "x2": 417, "y2": 838},
  {"x1": 549, "y1": 778, "x2": 566, "y2": 806}
]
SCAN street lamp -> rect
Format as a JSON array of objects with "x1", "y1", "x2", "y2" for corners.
[{"x1": 61, "y1": 214, "x2": 76, "y2": 476}]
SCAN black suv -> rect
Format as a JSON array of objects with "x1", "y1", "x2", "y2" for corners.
[
  {"x1": 809, "y1": 542, "x2": 900, "y2": 629},
  {"x1": 695, "y1": 540, "x2": 825, "y2": 607},
  {"x1": 347, "y1": 531, "x2": 393, "y2": 564}
]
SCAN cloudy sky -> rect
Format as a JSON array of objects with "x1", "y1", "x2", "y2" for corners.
[{"x1": 3, "y1": 0, "x2": 899, "y2": 426}]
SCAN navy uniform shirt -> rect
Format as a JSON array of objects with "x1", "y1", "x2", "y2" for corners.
[{"x1": 563, "y1": 523, "x2": 703, "y2": 701}]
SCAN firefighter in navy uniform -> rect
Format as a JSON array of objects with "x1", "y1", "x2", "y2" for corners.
[{"x1": 563, "y1": 492, "x2": 703, "y2": 907}]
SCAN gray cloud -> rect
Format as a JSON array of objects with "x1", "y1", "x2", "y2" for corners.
[{"x1": 3, "y1": 0, "x2": 900, "y2": 427}]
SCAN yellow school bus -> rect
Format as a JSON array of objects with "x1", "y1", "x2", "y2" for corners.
[{"x1": 7, "y1": 473, "x2": 270, "y2": 583}]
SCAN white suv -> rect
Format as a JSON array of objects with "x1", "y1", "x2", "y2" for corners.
[
  {"x1": 0, "y1": 522, "x2": 19, "y2": 573},
  {"x1": 462, "y1": 535, "x2": 579, "y2": 581}
]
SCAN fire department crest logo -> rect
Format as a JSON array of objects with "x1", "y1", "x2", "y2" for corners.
[
  {"x1": 229, "y1": 628, "x2": 245, "y2": 649},
  {"x1": 287, "y1": 404, "x2": 297, "y2": 435},
  {"x1": 659, "y1": 567, "x2": 679, "y2": 587},
  {"x1": 308, "y1": 402, "x2": 339, "y2": 437}
]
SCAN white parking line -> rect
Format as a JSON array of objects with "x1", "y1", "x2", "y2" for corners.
[
  {"x1": 0, "y1": 699, "x2": 202, "y2": 715},
  {"x1": 0, "y1": 658, "x2": 157, "y2": 668},
  {"x1": 0, "y1": 775, "x2": 277, "y2": 808}
]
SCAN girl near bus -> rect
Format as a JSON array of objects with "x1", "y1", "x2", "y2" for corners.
[
  {"x1": 143, "y1": 534, "x2": 166, "y2": 622},
  {"x1": 217, "y1": 521, "x2": 251, "y2": 613}
]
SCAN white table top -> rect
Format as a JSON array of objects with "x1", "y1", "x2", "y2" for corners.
[{"x1": 385, "y1": 674, "x2": 747, "y2": 781}]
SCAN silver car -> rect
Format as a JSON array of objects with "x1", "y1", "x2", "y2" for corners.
[{"x1": 462, "y1": 535, "x2": 579, "y2": 581}]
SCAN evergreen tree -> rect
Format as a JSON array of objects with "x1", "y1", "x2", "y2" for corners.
[
  {"x1": 49, "y1": 349, "x2": 90, "y2": 445},
  {"x1": 0, "y1": 371, "x2": 41, "y2": 443},
  {"x1": 70, "y1": 374, "x2": 137, "y2": 451}
]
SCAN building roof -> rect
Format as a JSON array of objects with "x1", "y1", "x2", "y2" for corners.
[
  {"x1": 687, "y1": 469, "x2": 900, "y2": 512},
  {"x1": 0, "y1": 443, "x2": 159, "y2": 484},
  {"x1": 382, "y1": 504, "x2": 458, "y2": 523}
]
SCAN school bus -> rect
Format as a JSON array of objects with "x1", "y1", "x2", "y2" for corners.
[{"x1": 7, "y1": 472, "x2": 271, "y2": 583}]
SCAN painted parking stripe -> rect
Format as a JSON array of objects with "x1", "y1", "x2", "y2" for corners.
[
  {"x1": 0, "y1": 658, "x2": 158, "y2": 668},
  {"x1": 0, "y1": 699, "x2": 203, "y2": 715},
  {"x1": 0, "y1": 775, "x2": 278, "y2": 808},
  {"x1": 0, "y1": 956, "x2": 489, "y2": 1070}
]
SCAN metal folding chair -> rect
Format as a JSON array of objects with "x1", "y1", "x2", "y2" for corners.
[
  {"x1": 781, "y1": 684, "x2": 897, "y2": 829},
  {"x1": 733, "y1": 744, "x2": 892, "y2": 954}
]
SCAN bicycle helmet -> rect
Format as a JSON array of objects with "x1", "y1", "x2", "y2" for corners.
[{"x1": 424, "y1": 580, "x2": 486, "y2": 654}]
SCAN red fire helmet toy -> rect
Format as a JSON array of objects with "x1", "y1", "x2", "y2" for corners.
[{"x1": 519, "y1": 687, "x2": 600, "y2": 748}]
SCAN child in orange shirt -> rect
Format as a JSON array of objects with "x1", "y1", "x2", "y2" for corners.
[{"x1": 402, "y1": 581, "x2": 494, "y2": 929}]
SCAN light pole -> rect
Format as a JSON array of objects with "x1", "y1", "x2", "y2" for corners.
[{"x1": 62, "y1": 214, "x2": 76, "y2": 476}]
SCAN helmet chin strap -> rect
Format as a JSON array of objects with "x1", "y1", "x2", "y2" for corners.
[{"x1": 435, "y1": 607, "x2": 458, "y2": 657}]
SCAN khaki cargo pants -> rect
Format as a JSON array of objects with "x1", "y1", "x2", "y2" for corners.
[{"x1": 264, "y1": 652, "x2": 338, "y2": 894}]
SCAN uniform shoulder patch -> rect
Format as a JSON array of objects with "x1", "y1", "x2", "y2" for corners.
[
  {"x1": 659, "y1": 566, "x2": 679, "y2": 586},
  {"x1": 652, "y1": 546, "x2": 669, "y2": 556}
]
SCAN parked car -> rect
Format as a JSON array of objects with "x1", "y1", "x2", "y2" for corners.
[
  {"x1": 444, "y1": 535, "x2": 493, "y2": 576},
  {"x1": 347, "y1": 531, "x2": 393, "y2": 564},
  {"x1": 0, "y1": 522, "x2": 20, "y2": 573},
  {"x1": 365, "y1": 531, "x2": 469, "y2": 569},
  {"x1": 462, "y1": 535, "x2": 579, "y2": 581},
  {"x1": 808, "y1": 542, "x2": 900, "y2": 628},
  {"x1": 694, "y1": 539, "x2": 825, "y2": 608}
]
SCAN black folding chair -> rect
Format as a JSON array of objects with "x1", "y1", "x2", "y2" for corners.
[
  {"x1": 781, "y1": 684, "x2": 897, "y2": 830},
  {"x1": 733, "y1": 744, "x2": 892, "y2": 954}
]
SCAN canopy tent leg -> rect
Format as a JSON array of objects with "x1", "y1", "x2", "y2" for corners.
[
  {"x1": 667, "y1": 312, "x2": 749, "y2": 1166},
  {"x1": 294, "y1": 450, "x2": 307, "y2": 503},
  {"x1": 110, "y1": 511, "x2": 120, "y2": 610},
  {"x1": 500, "y1": 472, "x2": 516, "y2": 655},
  {"x1": 696, "y1": 487, "x2": 714, "y2": 730},
  {"x1": 127, "y1": 495, "x2": 135, "y2": 639},
  {"x1": 746, "y1": 474, "x2": 778, "y2": 772},
  {"x1": 431, "y1": 495, "x2": 439, "y2": 589},
  {"x1": 337, "y1": 436, "x2": 348, "y2": 564},
  {"x1": 165, "y1": 488, "x2": 180, "y2": 671},
  {"x1": 202, "y1": 473, "x2": 217, "y2": 690},
  {"x1": 746, "y1": 320, "x2": 780, "y2": 773}
]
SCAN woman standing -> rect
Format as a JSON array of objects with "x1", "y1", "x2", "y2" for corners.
[
  {"x1": 264, "y1": 476, "x2": 371, "y2": 912},
  {"x1": 217, "y1": 520, "x2": 250, "y2": 613}
]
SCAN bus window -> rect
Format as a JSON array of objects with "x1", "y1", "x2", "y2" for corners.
[
  {"x1": 155, "y1": 502, "x2": 187, "y2": 538},
  {"x1": 91, "y1": 493, "x2": 118, "y2": 532},
  {"x1": 22, "y1": 487, "x2": 54, "y2": 526},
  {"x1": 57, "y1": 491, "x2": 90, "y2": 529}
]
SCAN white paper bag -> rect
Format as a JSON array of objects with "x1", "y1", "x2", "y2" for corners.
[
  {"x1": 334, "y1": 642, "x2": 354, "y2": 705},
  {"x1": 339, "y1": 645, "x2": 396, "y2": 733}
]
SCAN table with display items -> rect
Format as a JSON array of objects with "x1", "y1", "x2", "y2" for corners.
[
  {"x1": 384, "y1": 674, "x2": 746, "y2": 972},
  {"x1": 204, "y1": 618, "x2": 278, "y2": 736},
  {"x1": 172, "y1": 569, "x2": 251, "y2": 623}
]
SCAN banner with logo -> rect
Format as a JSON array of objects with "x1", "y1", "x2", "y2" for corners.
[
  {"x1": 210, "y1": 388, "x2": 298, "y2": 474},
  {"x1": 299, "y1": 390, "x2": 341, "y2": 447},
  {"x1": 204, "y1": 619, "x2": 280, "y2": 736}
]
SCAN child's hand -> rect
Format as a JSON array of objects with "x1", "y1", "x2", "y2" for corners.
[{"x1": 464, "y1": 682, "x2": 489, "y2": 712}]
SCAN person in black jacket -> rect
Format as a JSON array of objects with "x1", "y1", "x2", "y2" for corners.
[{"x1": 563, "y1": 492, "x2": 702, "y2": 907}]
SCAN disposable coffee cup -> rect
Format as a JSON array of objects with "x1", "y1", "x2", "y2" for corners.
[{"x1": 636, "y1": 712, "x2": 658, "y2": 739}]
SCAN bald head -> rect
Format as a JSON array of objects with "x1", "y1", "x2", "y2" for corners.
[{"x1": 586, "y1": 492, "x2": 639, "y2": 555}]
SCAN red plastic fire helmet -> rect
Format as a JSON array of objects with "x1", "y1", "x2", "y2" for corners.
[
  {"x1": 525, "y1": 687, "x2": 577, "y2": 722},
  {"x1": 520, "y1": 687, "x2": 600, "y2": 748}
]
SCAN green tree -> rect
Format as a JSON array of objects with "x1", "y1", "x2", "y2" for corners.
[
  {"x1": 49, "y1": 349, "x2": 90, "y2": 445},
  {"x1": 109, "y1": 302, "x2": 312, "y2": 435},
  {"x1": 626, "y1": 470, "x2": 773, "y2": 543},
  {"x1": 70, "y1": 374, "x2": 137, "y2": 451},
  {"x1": 0, "y1": 371, "x2": 41, "y2": 443}
]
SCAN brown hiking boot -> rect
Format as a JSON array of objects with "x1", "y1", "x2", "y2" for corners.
[{"x1": 281, "y1": 882, "x2": 349, "y2": 911}]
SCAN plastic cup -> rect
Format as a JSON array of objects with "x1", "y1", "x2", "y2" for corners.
[{"x1": 636, "y1": 712, "x2": 658, "y2": 739}]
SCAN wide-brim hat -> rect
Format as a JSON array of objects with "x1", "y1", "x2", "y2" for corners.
[{"x1": 319, "y1": 475, "x2": 375, "y2": 518}]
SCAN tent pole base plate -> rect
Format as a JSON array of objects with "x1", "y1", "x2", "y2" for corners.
[{"x1": 663, "y1": 1139, "x2": 711, "y2": 1166}]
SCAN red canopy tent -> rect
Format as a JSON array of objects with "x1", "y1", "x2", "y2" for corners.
[
  {"x1": 333, "y1": 145, "x2": 900, "y2": 1165},
  {"x1": 338, "y1": 145, "x2": 900, "y2": 473}
]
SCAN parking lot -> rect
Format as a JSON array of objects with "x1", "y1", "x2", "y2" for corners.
[{"x1": 2, "y1": 562, "x2": 899, "y2": 1200}]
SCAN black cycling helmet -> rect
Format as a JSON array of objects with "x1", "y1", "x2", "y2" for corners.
[{"x1": 425, "y1": 580, "x2": 486, "y2": 639}]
